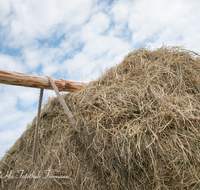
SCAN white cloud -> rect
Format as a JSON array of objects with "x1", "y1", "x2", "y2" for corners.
[
  {"x1": 111, "y1": 0, "x2": 131, "y2": 24},
  {"x1": 62, "y1": 34, "x2": 131, "y2": 81},
  {"x1": 3, "y1": 0, "x2": 93, "y2": 48},
  {"x1": 0, "y1": 1, "x2": 11, "y2": 23},
  {"x1": 0, "y1": 85, "x2": 39, "y2": 117},
  {"x1": 81, "y1": 12, "x2": 111, "y2": 41},
  {"x1": 17, "y1": 88, "x2": 39, "y2": 108},
  {"x1": 22, "y1": 45, "x2": 41, "y2": 70},
  {"x1": 0, "y1": 87, "x2": 17, "y2": 116},
  {"x1": 22, "y1": 45, "x2": 62, "y2": 76},
  {"x1": 126, "y1": 0, "x2": 200, "y2": 50},
  {"x1": 0, "y1": 54, "x2": 24, "y2": 72},
  {"x1": 59, "y1": 31, "x2": 82, "y2": 55},
  {"x1": 42, "y1": 65, "x2": 59, "y2": 76}
]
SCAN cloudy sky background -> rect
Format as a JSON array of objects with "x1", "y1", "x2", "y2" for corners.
[{"x1": 0, "y1": 0, "x2": 200, "y2": 158}]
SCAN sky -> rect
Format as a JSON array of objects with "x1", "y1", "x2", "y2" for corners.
[{"x1": 0, "y1": 0, "x2": 200, "y2": 159}]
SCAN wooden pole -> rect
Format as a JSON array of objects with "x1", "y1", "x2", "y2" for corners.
[
  {"x1": 0, "y1": 69, "x2": 85, "y2": 92},
  {"x1": 32, "y1": 88, "x2": 43, "y2": 164}
]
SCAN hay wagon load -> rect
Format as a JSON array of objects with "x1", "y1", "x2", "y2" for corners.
[{"x1": 0, "y1": 46, "x2": 200, "y2": 190}]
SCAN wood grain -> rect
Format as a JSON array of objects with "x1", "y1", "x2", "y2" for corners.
[{"x1": 0, "y1": 69, "x2": 85, "y2": 92}]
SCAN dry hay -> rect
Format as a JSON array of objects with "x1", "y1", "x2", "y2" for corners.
[{"x1": 0, "y1": 46, "x2": 200, "y2": 190}]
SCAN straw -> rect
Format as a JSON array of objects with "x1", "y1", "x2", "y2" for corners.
[{"x1": 1, "y1": 46, "x2": 200, "y2": 189}]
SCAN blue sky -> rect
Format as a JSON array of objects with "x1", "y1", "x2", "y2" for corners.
[{"x1": 0, "y1": 0, "x2": 200, "y2": 158}]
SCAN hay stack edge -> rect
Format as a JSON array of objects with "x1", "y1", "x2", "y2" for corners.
[{"x1": 0, "y1": 46, "x2": 200, "y2": 190}]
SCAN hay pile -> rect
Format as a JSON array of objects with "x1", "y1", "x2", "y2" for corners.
[{"x1": 0, "y1": 46, "x2": 200, "y2": 189}]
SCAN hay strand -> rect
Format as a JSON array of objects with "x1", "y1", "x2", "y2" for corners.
[{"x1": 0, "y1": 46, "x2": 200, "y2": 190}]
